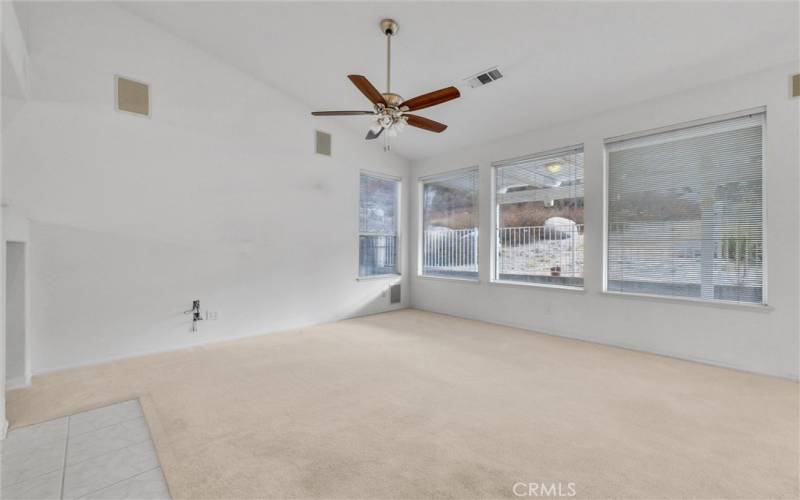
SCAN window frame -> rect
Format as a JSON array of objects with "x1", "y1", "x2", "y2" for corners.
[
  {"x1": 357, "y1": 170, "x2": 402, "y2": 280},
  {"x1": 490, "y1": 144, "x2": 586, "y2": 290},
  {"x1": 601, "y1": 107, "x2": 768, "y2": 307},
  {"x1": 417, "y1": 166, "x2": 481, "y2": 282}
]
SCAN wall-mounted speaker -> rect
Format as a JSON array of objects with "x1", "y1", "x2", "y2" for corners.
[
  {"x1": 793, "y1": 74, "x2": 800, "y2": 98},
  {"x1": 115, "y1": 76, "x2": 149, "y2": 116},
  {"x1": 390, "y1": 284, "x2": 401, "y2": 304},
  {"x1": 315, "y1": 130, "x2": 332, "y2": 156}
]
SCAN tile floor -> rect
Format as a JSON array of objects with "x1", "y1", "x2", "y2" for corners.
[{"x1": 1, "y1": 400, "x2": 170, "y2": 500}]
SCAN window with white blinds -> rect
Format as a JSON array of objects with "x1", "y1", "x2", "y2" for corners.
[
  {"x1": 420, "y1": 168, "x2": 479, "y2": 280},
  {"x1": 605, "y1": 111, "x2": 765, "y2": 304},
  {"x1": 494, "y1": 146, "x2": 585, "y2": 287},
  {"x1": 359, "y1": 173, "x2": 400, "y2": 277}
]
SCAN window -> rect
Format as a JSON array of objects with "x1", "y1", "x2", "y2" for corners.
[
  {"x1": 605, "y1": 111, "x2": 765, "y2": 304},
  {"x1": 420, "y1": 168, "x2": 479, "y2": 280},
  {"x1": 359, "y1": 173, "x2": 400, "y2": 277},
  {"x1": 494, "y1": 146, "x2": 585, "y2": 287}
]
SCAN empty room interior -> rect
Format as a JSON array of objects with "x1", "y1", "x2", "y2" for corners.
[{"x1": 1, "y1": 1, "x2": 799, "y2": 499}]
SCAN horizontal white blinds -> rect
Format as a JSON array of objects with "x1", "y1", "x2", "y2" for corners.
[
  {"x1": 421, "y1": 168, "x2": 480, "y2": 230},
  {"x1": 421, "y1": 168, "x2": 479, "y2": 279},
  {"x1": 495, "y1": 146, "x2": 584, "y2": 206},
  {"x1": 359, "y1": 173, "x2": 399, "y2": 277},
  {"x1": 606, "y1": 112, "x2": 765, "y2": 304},
  {"x1": 360, "y1": 174, "x2": 398, "y2": 234},
  {"x1": 494, "y1": 147, "x2": 585, "y2": 286}
]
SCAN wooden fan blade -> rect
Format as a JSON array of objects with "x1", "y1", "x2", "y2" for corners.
[
  {"x1": 405, "y1": 114, "x2": 447, "y2": 133},
  {"x1": 365, "y1": 128, "x2": 384, "y2": 140},
  {"x1": 402, "y1": 86, "x2": 460, "y2": 111},
  {"x1": 311, "y1": 111, "x2": 374, "y2": 116},
  {"x1": 348, "y1": 75, "x2": 387, "y2": 106}
]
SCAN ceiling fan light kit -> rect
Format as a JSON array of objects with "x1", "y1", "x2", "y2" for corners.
[{"x1": 311, "y1": 19, "x2": 461, "y2": 151}]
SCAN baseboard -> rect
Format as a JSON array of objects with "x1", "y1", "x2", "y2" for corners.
[
  {"x1": 346, "y1": 304, "x2": 410, "y2": 321},
  {"x1": 6, "y1": 376, "x2": 31, "y2": 390},
  {"x1": 409, "y1": 306, "x2": 800, "y2": 381},
  {"x1": 30, "y1": 306, "x2": 410, "y2": 379},
  {"x1": 26, "y1": 304, "x2": 796, "y2": 383},
  {"x1": 32, "y1": 326, "x2": 316, "y2": 378}
]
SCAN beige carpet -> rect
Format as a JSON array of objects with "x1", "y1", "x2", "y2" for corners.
[{"x1": 6, "y1": 309, "x2": 799, "y2": 499}]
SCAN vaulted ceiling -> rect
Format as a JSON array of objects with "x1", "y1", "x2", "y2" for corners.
[{"x1": 120, "y1": 1, "x2": 798, "y2": 160}]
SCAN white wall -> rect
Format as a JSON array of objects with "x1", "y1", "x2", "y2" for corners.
[
  {"x1": 1, "y1": 0, "x2": 30, "y2": 100},
  {"x1": 2, "y1": 209, "x2": 30, "y2": 390},
  {"x1": 411, "y1": 62, "x2": 800, "y2": 379},
  {"x1": 3, "y1": 2, "x2": 411, "y2": 373},
  {"x1": 0, "y1": 0, "x2": 29, "y2": 440},
  {"x1": 5, "y1": 241, "x2": 25, "y2": 386}
]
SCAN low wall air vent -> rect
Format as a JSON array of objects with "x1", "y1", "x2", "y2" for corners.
[{"x1": 464, "y1": 67, "x2": 503, "y2": 88}]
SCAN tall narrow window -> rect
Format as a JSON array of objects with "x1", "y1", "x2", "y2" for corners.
[
  {"x1": 606, "y1": 111, "x2": 765, "y2": 304},
  {"x1": 420, "y1": 168, "x2": 479, "y2": 280},
  {"x1": 359, "y1": 173, "x2": 400, "y2": 277},
  {"x1": 494, "y1": 146, "x2": 585, "y2": 287}
]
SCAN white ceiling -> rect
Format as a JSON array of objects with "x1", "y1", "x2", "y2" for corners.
[{"x1": 119, "y1": 1, "x2": 798, "y2": 161}]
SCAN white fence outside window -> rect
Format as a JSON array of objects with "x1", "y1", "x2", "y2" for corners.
[
  {"x1": 421, "y1": 224, "x2": 585, "y2": 279},
  {"x1": 497, "y1": 224, "x2": 584, "y2": 278},
  {"x1": 422, "y1": 228, "x2": 479, "y2": 274}
]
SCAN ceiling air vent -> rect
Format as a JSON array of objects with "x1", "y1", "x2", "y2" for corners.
[{"x1": 464, "y1": 67, "x2": 503, "y2": 88}]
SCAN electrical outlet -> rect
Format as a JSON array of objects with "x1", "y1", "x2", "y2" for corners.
[{"x1": 207, "y1": 311, "x2": 218, "y2": 321}]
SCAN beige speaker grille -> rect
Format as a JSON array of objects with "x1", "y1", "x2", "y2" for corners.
[{"x1": 116, "y1": 76, "x2": 149, "y2": 116}]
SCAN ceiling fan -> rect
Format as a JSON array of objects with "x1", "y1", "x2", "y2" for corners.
[{"x1": 311, "y1": 19, "x2": 460, "y2": 149}]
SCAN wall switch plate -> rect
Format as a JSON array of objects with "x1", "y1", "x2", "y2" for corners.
[{"x1": 205, "y1": 311, "x2": 218, "y2": 321}]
